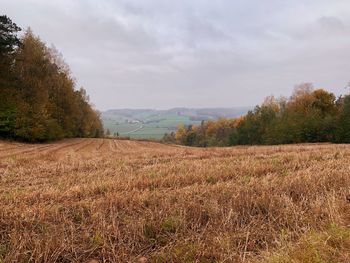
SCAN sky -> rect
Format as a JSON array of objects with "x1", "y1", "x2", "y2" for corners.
[{"x1": 2, "y1": 0, "x2": 350, "y2": 110}]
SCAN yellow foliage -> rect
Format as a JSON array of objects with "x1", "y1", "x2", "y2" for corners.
[{"x1": 175, "y1": 124, "x2": 186, "y2": 141}]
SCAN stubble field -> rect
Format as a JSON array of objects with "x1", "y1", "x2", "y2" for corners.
[{"x1": 0, "y1": 139, "x2": 350, "y2": 262}]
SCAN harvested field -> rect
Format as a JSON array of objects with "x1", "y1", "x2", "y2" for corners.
[{"x1": 0, "y1": 139, "x2": 350, "y2": 262}]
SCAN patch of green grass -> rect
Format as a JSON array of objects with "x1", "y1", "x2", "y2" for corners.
[
  {"x1": 260, "y1": 224, "x2": 350, "y2": 263},
  {"x1": 206, "y1": 176, "x2": 218, "y2": 185},
  {"x1": 143, "y1": 222, "x2": 168, "y2": 247},
  {"x1": 143, "y1": 223, "x2": 157, "y2": 240},
  {"x1": 90, "y1": 232, "x2": 104, "y2": 248},
  {"x1": 162, "y1": 216, "x2": 181, "y2": 234}
]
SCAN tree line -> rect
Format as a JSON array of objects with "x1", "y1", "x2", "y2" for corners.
[
  {"x1": 0, "y1": 15, "x2": 103, "y2": 142},
  {"x1": 165, "y1": 83, "x2": 350, "y2": 146}
]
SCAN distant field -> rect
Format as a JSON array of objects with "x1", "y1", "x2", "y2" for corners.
[
  {"x1": 103, "y1": 115, "x2": 201, "y2": 139},
  {"x1": 101, "y1": 107, "x2": 251, "y2": 139},
  {"x1": 1, "y1": 139, "x2": 350, "y2": 262},
  {"x1": 103, "y1": 120, "x2": 142, "y2": 135}
]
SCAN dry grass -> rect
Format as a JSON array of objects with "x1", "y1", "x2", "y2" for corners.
[{"x1": 0, "y1": 139, "x2": 350, "y2": 262}]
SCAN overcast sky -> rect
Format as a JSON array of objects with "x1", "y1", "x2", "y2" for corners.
[{"x1": 2, "y1": 0, "x2": 350, "y2": 110}]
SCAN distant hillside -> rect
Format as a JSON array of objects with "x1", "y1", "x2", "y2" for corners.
[{"x1": 102, "y1": 107, "x2": 251, "y2": 139}]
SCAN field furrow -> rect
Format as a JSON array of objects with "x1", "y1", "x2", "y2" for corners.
[{"x1": 0, "y1": 138, "x2": 350, "y2": 263}]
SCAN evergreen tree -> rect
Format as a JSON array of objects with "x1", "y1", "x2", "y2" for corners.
[{"x1": 0, "y1": 15, "x2": 21, "y2": 138}]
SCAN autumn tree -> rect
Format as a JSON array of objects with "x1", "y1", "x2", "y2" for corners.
[
  {"x1": 175, "y1": 124, "x2": 186, "y2": 143},
  {"x1": 0, "y1": 16, "x2": 103, "y2": 141},
  {"x1": 334, "y1": 95, "x2": 350, "y2": 143},
  {"x1": 172, "y1": 83, "x2": 345, "y2": 147}
]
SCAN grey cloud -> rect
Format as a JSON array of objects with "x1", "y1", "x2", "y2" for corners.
[{"x1": 1, "y1": 0, "x2": 350, "y2": 110}]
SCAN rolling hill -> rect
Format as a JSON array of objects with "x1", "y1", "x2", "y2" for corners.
[{"x1": 102, "y1": 107, "x2": 252, "y2": 139}]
